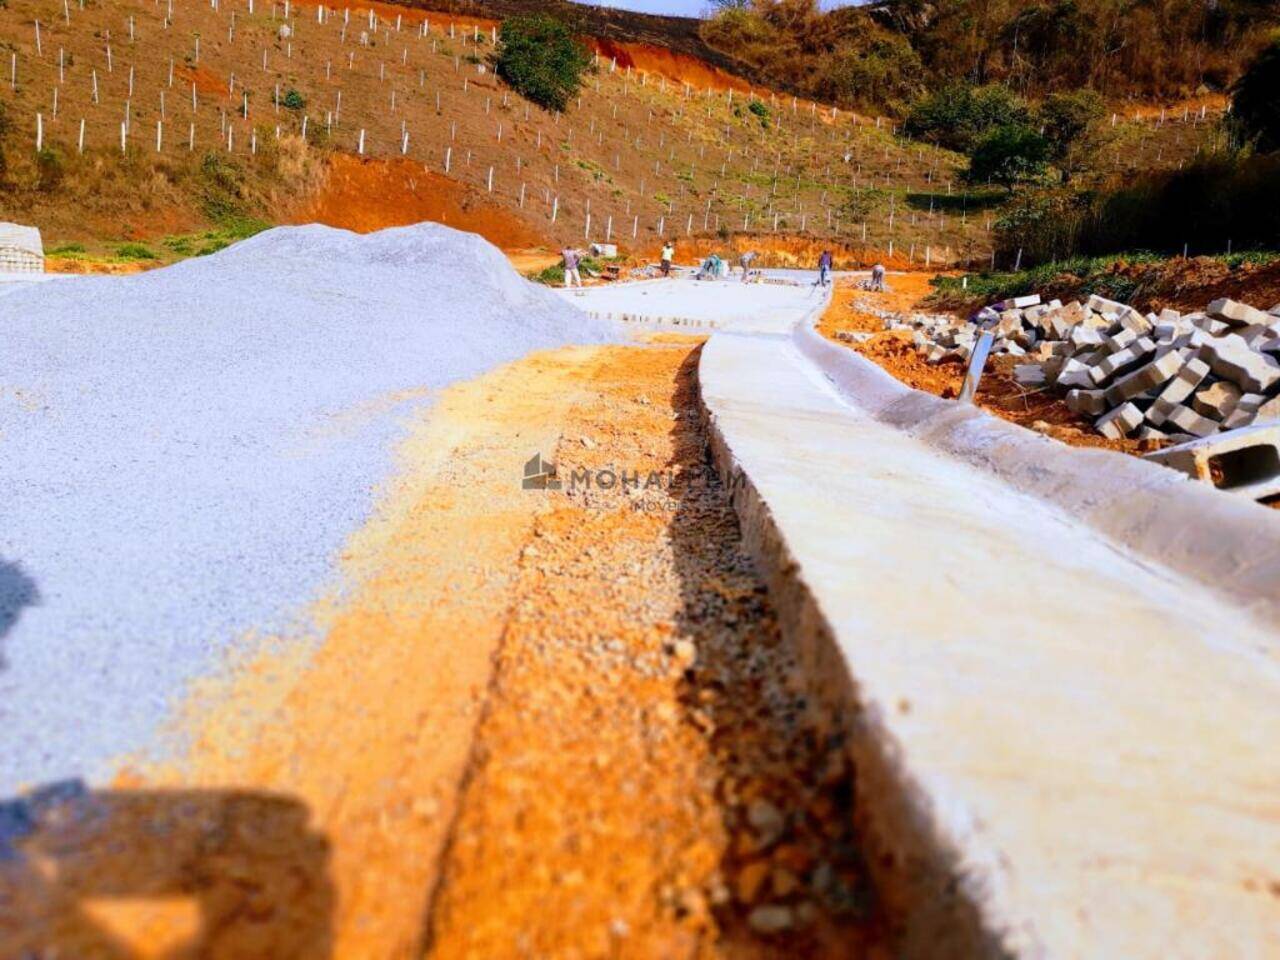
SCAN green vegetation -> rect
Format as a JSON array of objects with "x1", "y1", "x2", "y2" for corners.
[
  {"x1": 161, "y1": 218, "x2": 270, "y2": 258},
  {"x1": 281, "y1": 88, "x2": 305, "y2": 110},
  {"x1": 994, "y1": 152, "x2": 1280, "y2": 265},
  {"x1": 496, "y1": 15, "x2": 592, "y2": 113},
  {"x1": 747, "y1": 99, "x2": 771, "y2": 128},
  {"x1": 529, "y1": 254, "x2": 622, "y2": 286},
  {"x1": 115, "y1": 243, "x2": 159, "y2": 261},
  {"x1": 704, "y1": 0, "x2": 1275, "y2": 107},
  {"x1": 701, "y1": 0, "x2": 923, "y2": 112},
  {"x1": 930, "y1": 250, "x2": 1280, "y2": 309},
  {"x1": 198, "y1": 152, "x2": 251, "y2": 223},
  {"x1": 35, "y1": 148, "x2": 65, "y2": 192},
  {"x1": 965, "y1": 125, "x2": 1049, "y2": 192},
  {"x1": 904, "y1": 83, "x2": 1028, "y2": 153},
  {"x1": 1230, "y1": 38, "x2": 1280, "y2": 152},
  {"x1": 1039, "y1": 89, "x2": 1107, "y2": 182}
]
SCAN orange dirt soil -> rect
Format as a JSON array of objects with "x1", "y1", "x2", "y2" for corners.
[
  {"x1": 817, "y1": 275, "x2": 1157, "y2": 455},
  {"x1": 0, "y1": 344, "x2": 886, "y2": 958},
  {"x1": 591, "y1": 38, "x2": 754, "y2": 95},
  {"x1": 287, "y1": 153, "x2": 552, "y2": 248}
]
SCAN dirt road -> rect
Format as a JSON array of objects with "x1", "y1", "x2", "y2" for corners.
[{"x1": 1, "y1": 343, "x2": 884, "y2": 958}]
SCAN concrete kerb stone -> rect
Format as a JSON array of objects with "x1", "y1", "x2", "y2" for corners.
[
  {"x1": 702, "y1": 294, "x2": 1280, "y2": 956},
  {"x1": 699, "y1": 297, "x2": 1010, "y2": 956},
  {"x1": 789, "y1": 314, "x2": 1280, "y2": 631}
]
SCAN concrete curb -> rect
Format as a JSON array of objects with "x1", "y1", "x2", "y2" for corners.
[
  {"x1": 790, "y1": 318, "x2": 1280, "y2": 632},
  {"x1": 697, "y1": 292, "x2": 1280, "y2": 955}
]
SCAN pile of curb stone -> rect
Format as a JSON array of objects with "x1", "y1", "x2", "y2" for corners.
[{"x1": 867, "y1": 293, "x2": 1280, "y2": 443}]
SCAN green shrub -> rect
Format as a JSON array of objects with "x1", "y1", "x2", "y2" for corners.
[
  {"x1": 115, "y1": 243, "x2": 158, "y2": 261},
  {"x1": 1230, "y1": 39, "x2": 1280, "y2": 152},
  {"x1": 1039, "y1": 89, "x2": 1106, "y2": 182},
  {"x1": 965, "y1": 124, "x2": 1049, "y2": 192},
  {"x1": 904, "y1": 83, "x2": 1029, "y2": 152},
  {"x1": 199, "y1": 152, "x2": 248, "y2": 222},
  {"x1": 991, "y1": 152, "x2": 1280, "y2": 266},
  {"x1": 35, "y1": 147, "x2": 64, "y2": 191},
  {"x1": 496, "y1": 15, "x2": 592, "y2": 113},
  {"x1": 281, "y1": 88, "x2": 305, "y2": 110}
]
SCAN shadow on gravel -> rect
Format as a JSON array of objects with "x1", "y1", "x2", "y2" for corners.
[
  {"x1": 662, "y1": 346, "x2": 887, "y2": 955},
  {"x1": 0, "y1": 560, "x2": 39, "y2": 670},
  {"x1": 0, "y1": 780, "x2": 333, "y2": 958}
]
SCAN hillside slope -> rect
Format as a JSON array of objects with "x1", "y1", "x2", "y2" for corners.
[{"x1": 0, "y1": 0, "x2": 1227, "y2": 269}]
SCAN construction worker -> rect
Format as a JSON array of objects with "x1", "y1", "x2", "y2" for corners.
[
  {"x1": 739, "y1": 250, "x2": 758, "y2": 282},
  {"x1": 660, "y1": 240, "x2": 675, "y2": 278},
  {"x1": 562, "y1": 247, "x2": 584, "y2": 289},
  {"x1": 817, "y1": 249, "x2": 833, "y2": 287},
  {"x1": 870, "y1": 263, "x2": 886, "y2": 292}
]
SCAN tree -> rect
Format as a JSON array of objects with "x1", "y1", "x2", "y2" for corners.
[
  {"x1": 496, "y1": 15, "x2": 592, "y2": 114},
  {"x1": 1231, "y1": 39, "x2": 1280, "y2": 153},
  {"x1": 966, "y1": 124, "x2": 1049, "y2": 192},
  {"x1": 1039, "y1": 88, "x2": 1106, "y2": 182},
  {"x1": 903, "y1": 82, "x2": 1029, "y2": 153}
]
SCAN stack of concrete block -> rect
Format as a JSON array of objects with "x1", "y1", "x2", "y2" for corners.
[{"x1": 868, "y1": 291, "x2": 1280, "y2": 443}]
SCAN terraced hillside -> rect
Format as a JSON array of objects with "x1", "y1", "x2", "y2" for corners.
[{"x1": 0, "y1": 0, "x2": 1227, "y2": 269}]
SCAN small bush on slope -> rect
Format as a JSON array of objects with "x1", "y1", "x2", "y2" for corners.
[{"x1": 496, "y1": 15, "x2": 592, "y2": 114}]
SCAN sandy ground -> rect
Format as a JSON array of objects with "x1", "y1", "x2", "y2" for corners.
[
  {"x1": 0, "y1": 343, "x2": 885, "y2": 958},
  {"x1": 817, "y1": 275, "x2": 1157, "y2": 455}
]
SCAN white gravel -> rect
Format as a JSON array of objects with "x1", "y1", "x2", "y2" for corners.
[{"x1": 0, "y1": 222, "x2": 619, "y2": 792}]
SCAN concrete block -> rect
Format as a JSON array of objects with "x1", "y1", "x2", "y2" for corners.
[
  {"x1": 1144, "y1": 422, "x2": 1280, "y2": 500},
  {"x1": 1201, "y1": 335, "x2": 1280, "y2": 393},
  {"x1": 1158, "y1": 308, "x2": 1182, "y2": 324},
  {"x1": 1068, "y1": 326, "x2": 1104, "y2": 350},
  {"x1": 1086, "y1": 293, "x2": 1128, "y2": 316},
  {"x1": 1096, "y1": 402, "x2": 1144, "y2": 440},
  {"x1": 1147, "y1": 358, "x2": 1212, "y2": 426},
  {"x1": 1188, "y1": 314, "x2": 1229, "y2": 336},
  {"x1": 1208, "y1": 297, "x2": 1271, "y2": 328},
  {"x1": 1056, "y1": 357, "x2": 1096, "y2": 390},
  {"x1": 1222, "y1": 395, "x2": 1263, "y2": 430},
  {"x1": 1090, "y1": 337, "x2": 1156, "y2": 385},
  {"x1": 1164, "y1": 404, "x2": 1221, "y2": 439},
  {"x1": 1187, "y1": 381, "x2": 1239, "y2": 422},
  {"x1": 1117, "y1": 309, "x2": 1154, "y2": 337},
  {"x1": 1009, "y1": 294, "x2": 1042, "y2": 309},
  {"x1": 1014, "y1": 364, "x2": 1048, "y2": 387},
  {"x1": 1104, "y1": 351, "x2": 1184, "y2": 406},
  {"x1": 1192, "y1": 380, "x2": 1244, "y2": 421},
  {"x1": 1254, "y1": 395, "x2": 1280, "y2": 424},
  {"x1": 1066, "y1": 388, "x2": 1108, "y2": 417},
  {"x1": 1102, "y1": 328, "x2": 1138, "y2": 354}
]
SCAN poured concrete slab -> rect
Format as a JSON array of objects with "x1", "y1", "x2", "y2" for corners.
[
  {"x1": 700, "y1": 332, "x2": 1280, "y2": 957},
  {"x1": 556, "y1": 277, "x2": 826, "y2": 335}
]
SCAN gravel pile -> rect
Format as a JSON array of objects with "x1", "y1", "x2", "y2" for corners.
[
  {"x1": 870, "y1": 292, "x2": 1280, "y2": 442},
  {"x1": 0, "y1": 222, "x2": 620, "y2": 792}
]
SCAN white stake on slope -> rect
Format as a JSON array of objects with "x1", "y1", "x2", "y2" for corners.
[
  {"x1": 401, "y1": 130, "x2": 409, "y2": 154},
  {"x1": 357, "y1": 129, "x2": 365, "y2": 154},
  {"x1": 36, "y1": 113, "x2": 43, "y2": 152},
  {"x1": 189, "y1": 122, "x2": 195, "y2": 150},
  {"x1": 487, "y1": 166, "x2": 493, "y2": 191},
  {"x1": 78, "y1": 117, "x2": 85, "y2": 153},
  {"x1": 156, "y1": 120, "x2": 163, "y2": 151},
  {"x1": 120, "y1": 120, "x2": 127, "y2": 153},
  {"x1": 35, "y1": 20, "x2": 42, "y2": 56},
  {"x1": 444, "y1": 146, "x2": 451, "y2": 172}
]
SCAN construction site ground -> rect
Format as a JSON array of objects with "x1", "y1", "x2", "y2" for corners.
[{"x1": 0, "y1": 339, "x2": 887, "y2": 958}]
